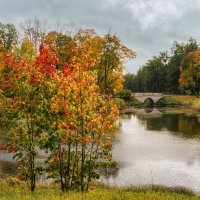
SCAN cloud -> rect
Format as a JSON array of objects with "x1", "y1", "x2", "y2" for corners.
[
  {"x1": 0, "y1": 0, "x2": 200, "y2": 73},
  {"x1": 129, "y1": 0, "x2": 184, "y2": 30}
]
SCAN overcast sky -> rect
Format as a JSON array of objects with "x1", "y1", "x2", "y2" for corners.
[{"x1": 0, "y1": 0, "x2": 200, "y2": 73}]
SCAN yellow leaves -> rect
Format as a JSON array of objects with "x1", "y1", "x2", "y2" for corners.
[
  {"x1": 0, "y1": 54, "x2": 4, "y2": 70},
  {"x1": 61, "y1": 122, "x2": 67, "y2": 127},
  {"x1": 13, "y1": 38, "x2": 36, "y2": 65},
  {"x1": 50, "y1": 52, "x2": 118, "y2": 148},
  {"x1": 50, "y1": 102, "x2": 60, "y2": 112},
  {"x1": 41, "y1": 32, "x2": 119, "y2": 174},
  {"x1": 179, "y1": 51, "x2": 200, "y2": 93}
]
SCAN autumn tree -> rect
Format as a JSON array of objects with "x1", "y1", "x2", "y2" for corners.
[
  {"x1": 179, "y1": 51, "x2": 200, "y2": 95},
  {"x1": 45, "y1": 38, "x2": 118, "y2": 191},
  {"x1": 0, "y1": 26, "x2": 125, "y2": 192},
  {"x1": 44, "y1": 29, "x2": 135, "y2": 96},
  {"x1": 44, "y1": 31, "x2": 76, "y2": 68},
  {"x1": 13, "y1": 38, "x2": 37, "y2": 65},
  {"x1": 96, "y1": 33, "x2": 135, "y2": 95},
  {"x1": 0, "y1": 40, "x2": 118, "y2": 192},
  {"x1": 73, "y1": 29, "x2": 136, "y2": 95},
  {"x1": 0, "y1": 43, "x2": 58, "y2": 191}
]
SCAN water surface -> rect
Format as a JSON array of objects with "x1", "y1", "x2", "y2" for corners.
[{"x1": 107, "y1": 108, "x2": 200, "y2": 193}]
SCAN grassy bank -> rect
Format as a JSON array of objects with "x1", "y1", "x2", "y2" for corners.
[
  {"x1": 166, "y1": 95, "x2": 200, "y2": 110},
  {"x1": 122, "y1": 95, "x2": 200, "y2": 111},
  {"x1": 0, "y1": 178, "x2": 199, "y2": 200},
  {"x1": 155, "y1": 96, "x2": 181, "y2": 107},
  {"x1": 113, "y1": 97, "x2": 144, "y2": 109}
]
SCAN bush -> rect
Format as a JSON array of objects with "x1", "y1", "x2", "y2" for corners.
[
  {"x1": 115, "y1": 89, "x2": 132, "y2": 100},
  {"x1": 155, "y1": 96, "x2": 181, "y2": 106},
  {"x1": 113, "y1": 98, "x2": 126, "y2": 109},
  {"x1": 129, "y1": 98, "x2": 144, "y2": 107}
]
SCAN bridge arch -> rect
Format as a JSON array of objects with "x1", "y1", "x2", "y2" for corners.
[
  {"x1": 133, "y1": 93, "x2": 164, "y2": 103},
  {"x1": 144, "y1": 98, "x2": 154, "y2": 107}
]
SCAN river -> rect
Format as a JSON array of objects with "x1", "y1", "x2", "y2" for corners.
[{"x1": 1, "y1": 107, "x2": 200, "y2": 193}]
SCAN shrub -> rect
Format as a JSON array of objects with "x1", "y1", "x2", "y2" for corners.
[{"x1": 115, "y1": 89, "x2": 132, "y2": 100}]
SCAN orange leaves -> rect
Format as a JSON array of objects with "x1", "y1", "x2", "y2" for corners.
[
  {"x1": 0, "y1": 31, "x2": 120, "y2": 191},
  {"x1": 48, "y1": 37, "x2": 118, "y2": 154},
  {"x1": 179, "y1": 51, "x2": 200, "y2": 94}
]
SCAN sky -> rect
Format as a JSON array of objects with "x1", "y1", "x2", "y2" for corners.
[{"x1": 0, "y1": 0, "x2": 200, "y2": 73}]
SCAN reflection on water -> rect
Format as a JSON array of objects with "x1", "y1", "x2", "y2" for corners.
[
  {"x1": 107, "y1": 108, "x2": 200, "y2": 193},
  {"x1": 137, "y1": 109, "x2": 200, "y2": 138}
]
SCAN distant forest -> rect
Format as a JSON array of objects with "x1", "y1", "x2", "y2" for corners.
[{"x1": 124, "y1": 38, "x2": 200, "y2": 95}]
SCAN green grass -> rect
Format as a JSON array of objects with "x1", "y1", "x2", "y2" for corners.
[
  {"x1": 0, "y1": 178, "x2": 199, "y2": 200},
  {"x1": 129, "y1": 97, "x2": 144, "y2": 107},
  {"x1": 113, "y1": 97, "x2": 144, "y2": 109},
  {"x1": 155, "y1": 96, "x2": 181, "y2": 106},
  {"x1": 124, "y1": 95, "x2": 200, "y2": 111},
  {"x1": 168, "y1": 95, "x2": 200, "y2": 110},
  {"x1": 155, "y1": 95, "x2": 200, "y2": 111}
]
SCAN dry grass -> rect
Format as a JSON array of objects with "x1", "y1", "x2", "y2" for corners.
[
  {"x1": 168, "y1": 95, "x2": 200, "y2": 110},
  {"x1": 0, "y1": 178, "x2": 199, "y2": 200}
]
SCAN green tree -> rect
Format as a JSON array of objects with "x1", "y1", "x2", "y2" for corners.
[
  {"x1": 124, "y1": 73, "x2": 135, "y2": 92},
  {"x1": 130, "y1": 52, "x2": 168, "y2": 92},
  {"x1": 13, "y1": 38, "x2": 37, "y2": 65},
  {"x1": 115, "y1": 89, "x2": 132, "y2": 100},
  {"x1": 129, "y1": 38, "x2": 199, "y2": 94},
  {"x1": 0, "y1": 23, "x2": 18, "y2": 50},
  {"x1": 166, "y1": 38, "x2": 199, "y2": 93}
]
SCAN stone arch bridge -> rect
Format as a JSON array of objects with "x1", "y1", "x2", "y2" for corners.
[{"x1": 133, "y1": 93, "x2": 164, "y2": 103}]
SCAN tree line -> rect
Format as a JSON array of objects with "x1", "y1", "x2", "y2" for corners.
[
  {"x1": 124, "y1": 38, "x2": 200, "y2": 95},
  {"x1": 0, "y1": 20, "x2": 135, "y2": 192}
]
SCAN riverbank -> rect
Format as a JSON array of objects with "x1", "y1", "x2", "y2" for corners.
[
  {"x1": 166, "y1": 95, "x2": 200, "y2": 111},
  {"x1": 0, "y1": 178, "x2": 199, "y2": 200},
  {"x1": 121, "y1": 95, "x2": 200, "y2": 111}
]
